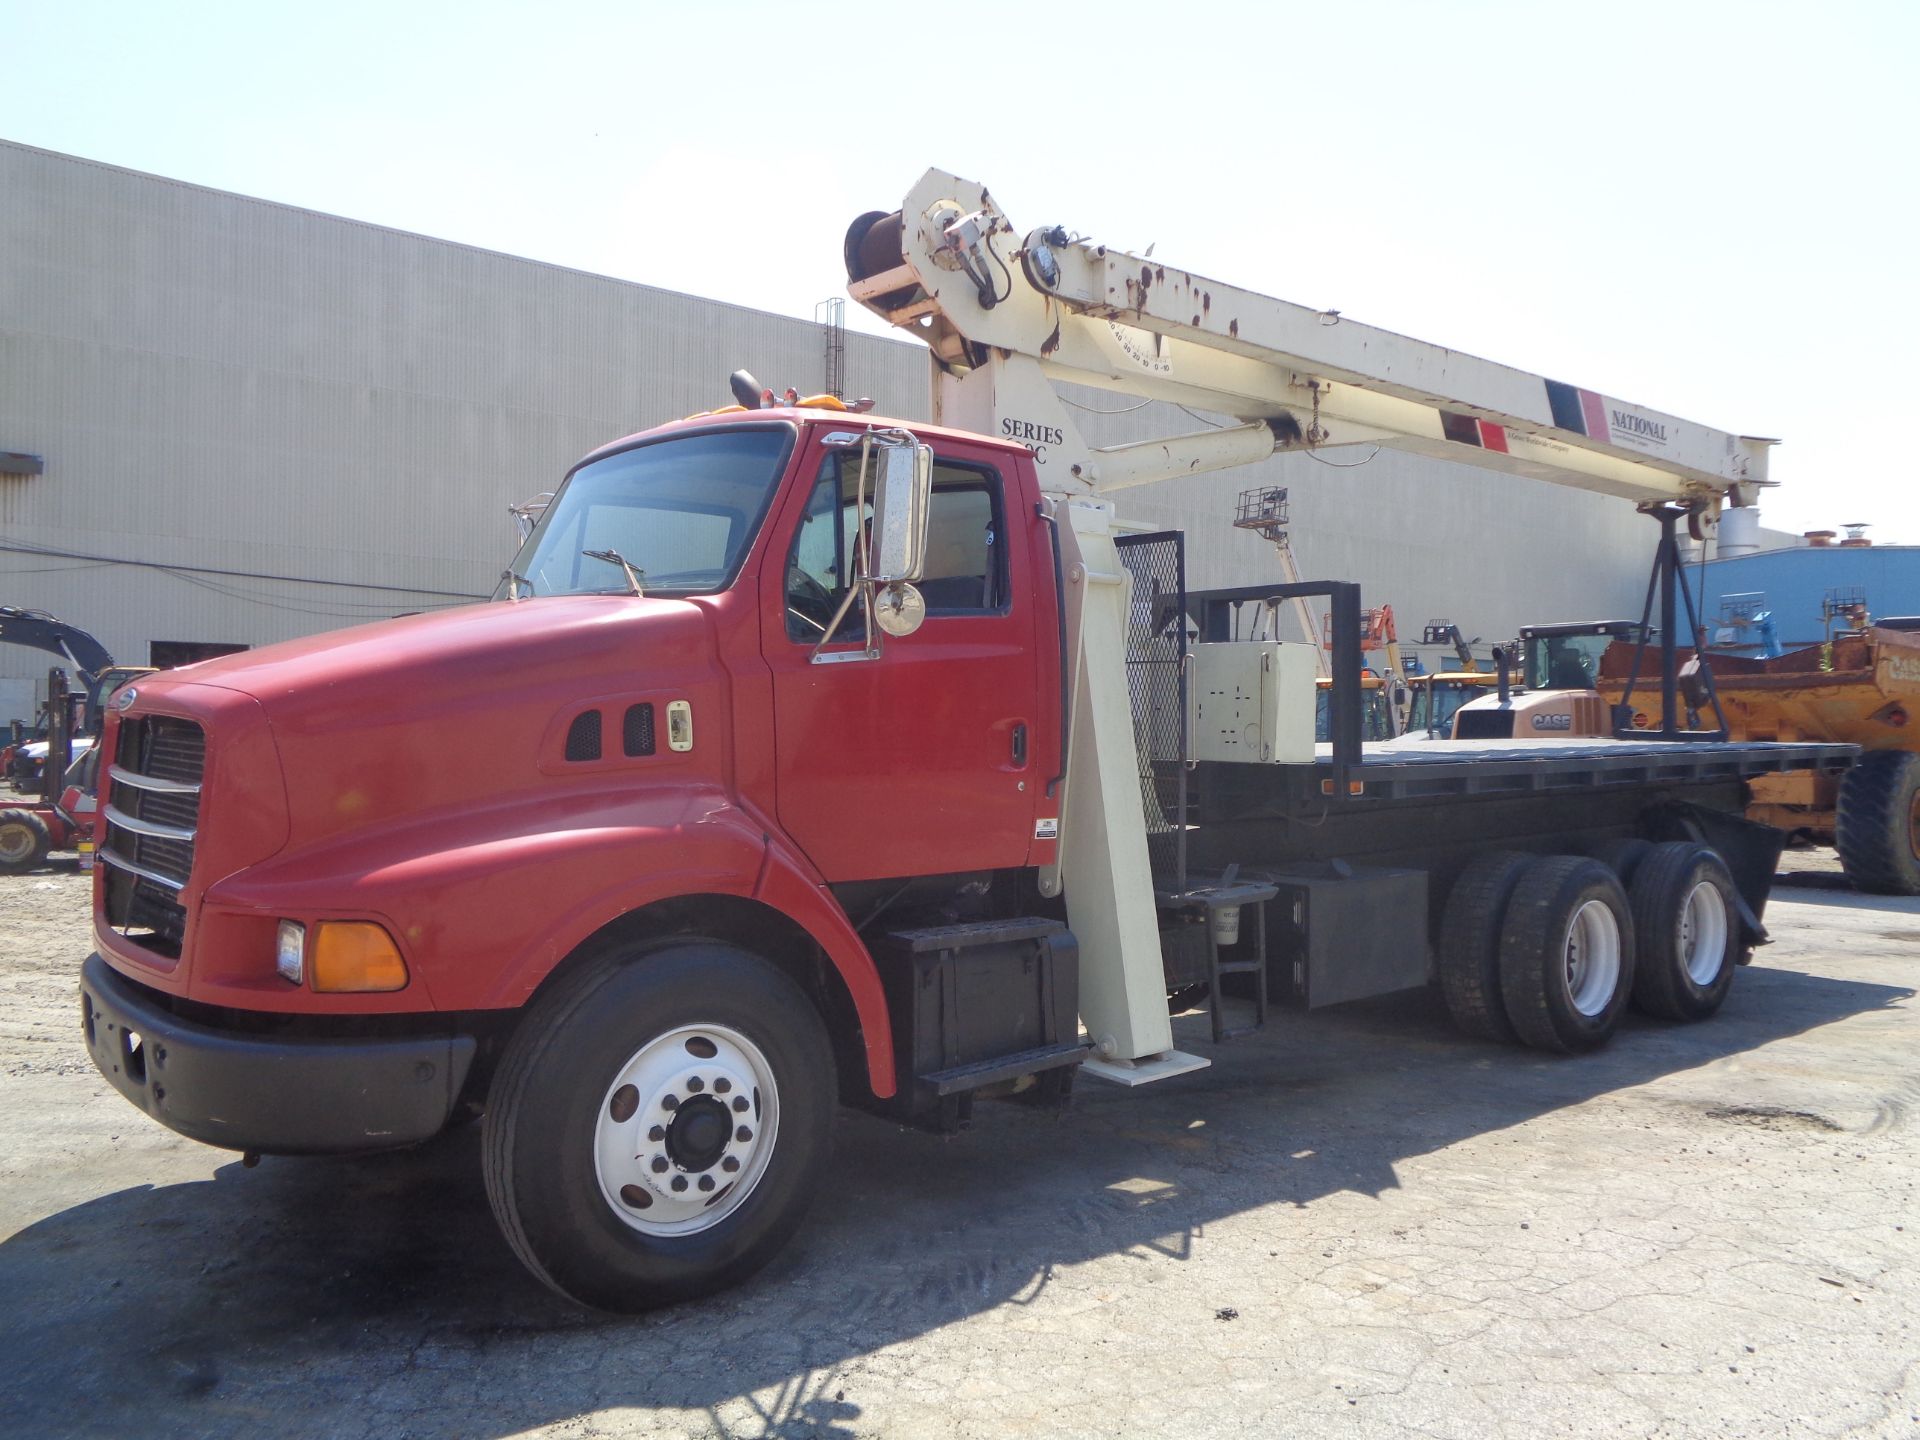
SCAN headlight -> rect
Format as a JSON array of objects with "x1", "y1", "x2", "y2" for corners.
[{"x1": 275, "y1": 920, "x2": 306, "y2": 985}]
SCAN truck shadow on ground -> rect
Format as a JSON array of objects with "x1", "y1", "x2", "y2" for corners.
[{"x1": 1, "y1": 944, "x2": 1911, "y2": 1439}]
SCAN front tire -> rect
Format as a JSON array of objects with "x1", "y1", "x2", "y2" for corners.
[
  {"x1": 1836, "y1": 750, "x2": 1920, "y2": 895},
  {"x1": 0, "y1": 808, "x2": 52, "y2": 874},
  {"x1": 483, "y1": 940, "x2": 835, "y2": 1313}
]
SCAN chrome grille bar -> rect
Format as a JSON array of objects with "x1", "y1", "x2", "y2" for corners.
[
  {"x1": 98, "y1": 847, "x2": 188, "y2": 892},
  {"x1": 108, "y1": 764, "x2": 201, "y2": 795},
  {"x1": 102, "y1": 803, "x2": 195, "y2": 842}
]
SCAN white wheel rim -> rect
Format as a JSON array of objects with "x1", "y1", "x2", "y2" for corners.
[
  {"x1": 592, "y1": 1023, "x2": 779, "y2": 1237},
  {"x1": 1678, "y1": 879, "x2": 1730, "y2": 986},
  {"x1": 1563, "y1": 898, "x2": 1622, "y2": 1017}
]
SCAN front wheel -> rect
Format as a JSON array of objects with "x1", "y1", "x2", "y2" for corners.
[
  {"x1": 0, "y1": 808, "x2": 53, "y2": 874},
  {"x1": 1836, "y1": 750, "x2": 1920, "y2": 895},
  {"x1": 483, "y1": 940, "x2": 836, "y2": 1312}
]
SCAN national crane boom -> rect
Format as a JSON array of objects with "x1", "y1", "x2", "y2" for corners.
[
  {"x1": 845, "y1": 168, "x2": 1783, "y2": 1081},
  {"x1": 845, "y1": 168, "x2": 1773, "y2": 510}
]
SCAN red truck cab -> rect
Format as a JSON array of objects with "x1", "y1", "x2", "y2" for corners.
[{"x1": 82, "y1": 405, "x2": 1076, "y2": 1310}]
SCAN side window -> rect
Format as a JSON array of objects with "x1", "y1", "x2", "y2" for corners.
[
  {"x1": 784, "y1": 458, "x2": 868, "y2": 642},
  {"x1": 784, "y1": 451, "x2": 1010, "y2": 641},
  {"x1": 917, "y1": 481, "x2": 1002, "y2": 612}
]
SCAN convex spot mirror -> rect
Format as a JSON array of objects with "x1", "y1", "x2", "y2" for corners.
[
  {"x1": 868, "y1": 443, "x2": 932, "y2": 584},
  {"x1": 874, "y1": 582, "x2": 926, "y2": 637}
]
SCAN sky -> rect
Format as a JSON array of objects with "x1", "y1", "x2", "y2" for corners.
[{"x1": 6, "y1": 0, "x2": 1916, "y2": 540}]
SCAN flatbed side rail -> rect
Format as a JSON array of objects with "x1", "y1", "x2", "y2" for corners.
[{"x1": 1327, "y1": 741, "x2": 1856, "y2": 803}]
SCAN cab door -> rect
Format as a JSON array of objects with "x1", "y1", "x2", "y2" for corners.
[{"x1": 760, "y1": 432, "x2": 1042, "y2": 883}]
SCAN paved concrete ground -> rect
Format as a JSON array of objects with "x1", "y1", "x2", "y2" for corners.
[{"x1": 2, "y1": 853, "x2": 1916, "y2": 1439}]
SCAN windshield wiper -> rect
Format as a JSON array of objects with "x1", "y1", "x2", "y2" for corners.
[
  {"x1": 500, "y1": 567, "x2": 535, "y2": 602},
  {"x1": 583, "y1": 549, "x2": 646, "y2": 597}
]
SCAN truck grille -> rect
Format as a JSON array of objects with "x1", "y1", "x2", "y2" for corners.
[{"x1": 101, "y1": 717, "x2": 206, "y2": 957}]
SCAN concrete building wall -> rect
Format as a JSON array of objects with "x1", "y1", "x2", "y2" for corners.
[
  {"x1": 0, "y1": 141, "x2": 926, "y2": 714},
  {"x1": 5, "y1": 141, "x2": 1687, "y2": 723}
]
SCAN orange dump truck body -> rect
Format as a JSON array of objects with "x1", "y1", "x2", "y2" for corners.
[{"x1": 1598, "y1": 629, "x2": 1920, "y2": 890}]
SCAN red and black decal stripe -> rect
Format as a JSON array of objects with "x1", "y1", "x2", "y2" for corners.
[
  {"x1": 1439, "y1": 411, "x2": 1510, "y2": 453},
  {"x1": 1444, "y1": 381, "x2": 1606, "y2": 456},
  {"x1": 1545, "y1": 379, "x2": 1609, "y2": 441}
]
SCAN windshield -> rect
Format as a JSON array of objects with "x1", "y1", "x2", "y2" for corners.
[
  {"x1": 1409, "y1": 679, "x2": 1484, "y2": 733},
  {"x1": 499, "y1": 426, "x2": 793, "y2": 599},
  {"x1": 1315, "y1": 685, "x2": 1395, "y2": 743},
  {"x1": 1527, "y1": 634, "x2": 1611, "y2": 690}
]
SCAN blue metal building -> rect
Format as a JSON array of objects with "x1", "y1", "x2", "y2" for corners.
[{"x1": 1699, "y1": 542, "x2": 1920, "y2": 652}]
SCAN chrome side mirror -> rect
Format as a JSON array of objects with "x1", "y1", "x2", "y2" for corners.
[
  {"x1": 869, "y1": 444, "x2": 931, "y2": 584},
  {"x1": 509, "y1": 492, "x2": 553, "y2": 541}
]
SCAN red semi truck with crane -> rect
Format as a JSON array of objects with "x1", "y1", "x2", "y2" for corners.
[{"x1": 80, "y1": 172, "x2": 1850, "y2": 1312}]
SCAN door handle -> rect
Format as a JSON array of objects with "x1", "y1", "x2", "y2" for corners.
[{"x1": 1011, "y1": 722, "x2": 1029, "y2": 767}]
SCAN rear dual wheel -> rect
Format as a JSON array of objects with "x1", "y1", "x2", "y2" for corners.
[
  {"x1": 1627, "y1": 842, "x2": 1739, "y2": 1021},
  {"x1": 1439, "y1": 852, "x2": 1636, "y2": 1052},
  {"x1": 1437, "y1": 851, "x2": 1532, "y2": 1043},
  {"x1": 1498, "y1": 857, "x2": 1636, "y2": 1053},
  {"x1": 1440, "y1": 842, "x2": 1743, "y2": 1051}
]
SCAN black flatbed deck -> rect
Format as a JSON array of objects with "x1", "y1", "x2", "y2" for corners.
[{"x1": 1315, "y1": 737, "x2": 1853, "y2": 802}]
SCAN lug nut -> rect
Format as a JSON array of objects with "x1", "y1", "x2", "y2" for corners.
[
  {"x1": 735, "y1": 1126, "x2": 753, "y2": 1143},
  {"x1": 731, "y1": 1096, "x2": 749, "y2": 1113},
  {"x1": 714, "y1": 1078, "x2": 731, "y2": 1094},
  {"x1": 651, "y1": 1156, "x2": 669, "y2": 1174},
  {"x1": 721, "y1": 1156, "x2": 740, "y2": 1173},
  {"x1": 686, "y1": 1076, "x2": 705, "y2": 1093},
  {"x1": 698, "y1": 1175, "x2": 715, "y2": 1192},
  {"x1": 662, "y1": 1095, "x2": 680, "y2": 1112},
  {"x1": 648, "y1": 1125, "x2": 665, "y2": 1142},
  {"x1": 670, "y1": 1176, "x2": 688, "y2": 1193}
]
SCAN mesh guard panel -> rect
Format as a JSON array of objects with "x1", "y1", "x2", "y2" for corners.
[{"x1": 1114, "y1": 532, "x2": 1189, "y2": 889}]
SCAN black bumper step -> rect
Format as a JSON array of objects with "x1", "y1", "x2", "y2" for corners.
[{"x1": 921, "y1": 1040, "x2": 1091, "y2": 1097}]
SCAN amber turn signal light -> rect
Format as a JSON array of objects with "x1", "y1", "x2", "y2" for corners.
[{"x1": 311, "y1": 921, "x2": 409, "y2": 993}]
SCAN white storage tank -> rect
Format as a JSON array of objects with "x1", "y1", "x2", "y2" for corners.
[{"x1": 1719, "y1": 505, "x2": 1763, "y2": 558}]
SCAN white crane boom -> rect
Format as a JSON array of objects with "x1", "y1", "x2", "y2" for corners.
[
  {"x1": 846, "y1": 169, "x2": 1772, "y2": 509},
  {"x1": 843, "y1": 170, "x2": 1776, "y2": 1084}
]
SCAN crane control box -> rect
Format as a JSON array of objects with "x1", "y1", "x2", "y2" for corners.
[{"x1": 1187, "y1": 642, "x2": 1317, "y2": 763}]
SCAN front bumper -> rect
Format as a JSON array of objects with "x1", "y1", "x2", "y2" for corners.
[{"x1": 80, "y1": 954, "x2": 476, "y2": 1155}]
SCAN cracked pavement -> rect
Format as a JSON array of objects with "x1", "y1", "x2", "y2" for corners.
[{"x1": 1, "y1": 851, "x2": 1916, "y2": 1438}]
